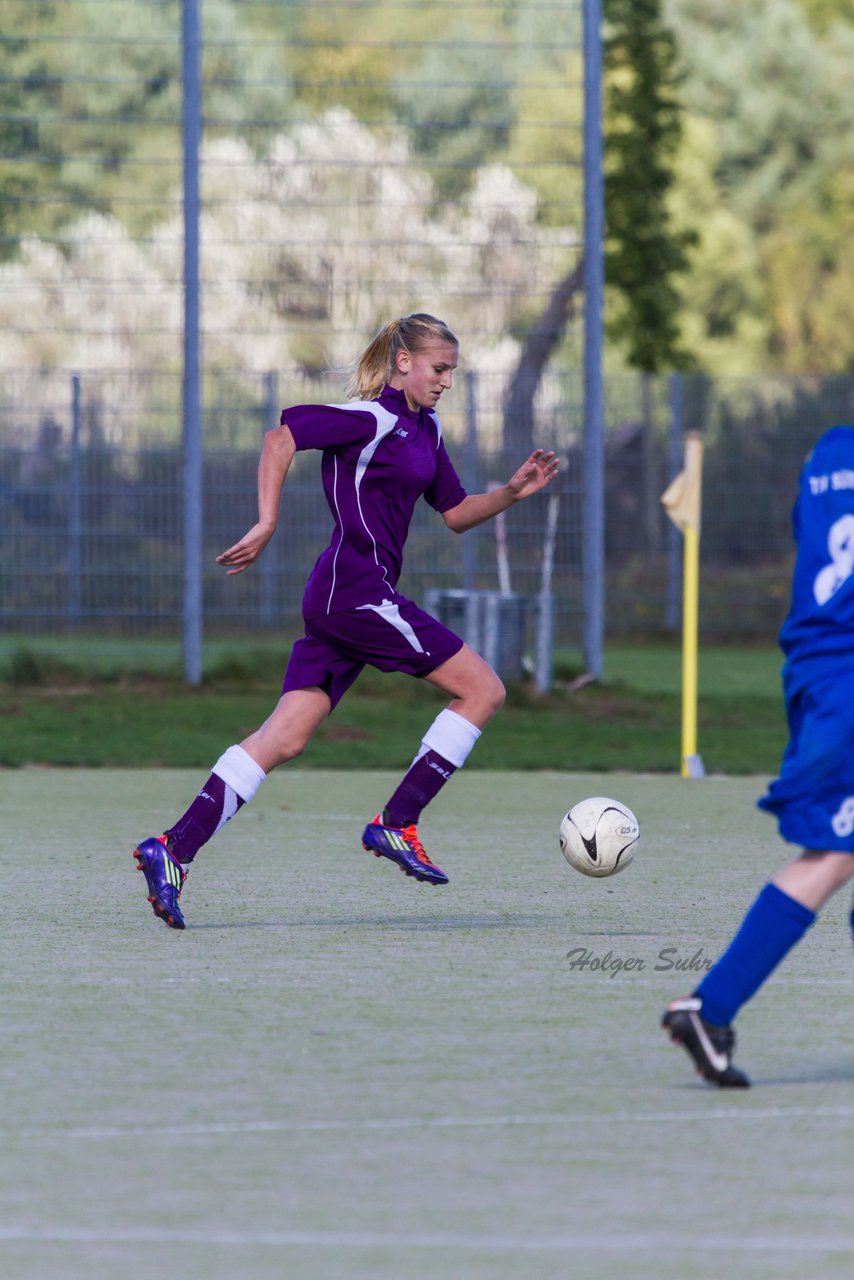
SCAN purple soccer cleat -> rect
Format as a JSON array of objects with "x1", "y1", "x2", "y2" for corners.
[
  {"x1": 133, "y1": 835, "x2": 187, "y2": 929},
  {"x1": 361, "y1": 815, "x2": 449, "y2": 885}
]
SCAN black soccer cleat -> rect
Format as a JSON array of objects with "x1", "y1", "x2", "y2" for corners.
[{"x1": 662, "y1": 995, "x2": 750, "y2": 1088}]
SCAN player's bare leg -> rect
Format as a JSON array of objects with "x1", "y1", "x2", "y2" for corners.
[
  {"x1": 773, "y1": 849, "x2": 854, "y2": 911},
  {"x1": 423, "y1": 643, "x2": 506, "y2": 730},
  {"x1": 240, "y1": 686, "x2": 332, "y2": 773}
]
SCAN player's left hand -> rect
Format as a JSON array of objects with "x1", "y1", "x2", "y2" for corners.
[{"x1": 507, "y1": 450, "x2": 560, "y2": 500}]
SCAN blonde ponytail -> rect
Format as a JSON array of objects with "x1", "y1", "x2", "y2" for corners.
[
  {"x1": 346, "y1": 319, "x2": 402, "y2": 401},
  {"x1": 347, "y1": 313, "x2": 458, "y2": 400}
]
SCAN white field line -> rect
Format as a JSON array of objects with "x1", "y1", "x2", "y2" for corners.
[
  {"x1": 2, "y1": 1104, "x2": 853, "y2": 1142},
  {"x1": 0, "y1": 1225, "x2": 852, "y2": 1252}
]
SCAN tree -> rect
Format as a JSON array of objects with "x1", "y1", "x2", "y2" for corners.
[
  {"x1": 793, "y1": 0, "x2": 854, "y2": 32},
  {"x1": 668, "y1": 117, "x2": 771, "y2": 376},
  {"x1": 0, "y1": 0, "x2": 296, "y2": 247},
  {"x1": 501, "y1": 1, "x2": 697, "y2": 458},
  {"x1": 392, "y1": 31, "x2": 515, "y2": 204},
  {"x1": 666, "y1": 0, "x2": 854, "y2": 373},
  {"x1": 0, "y1": 112, "x2": 563, "y2": 447},
  {"x1": 603, "y1": 0, "x2": 695, "y2": 373},
  {"x1": 603, "y1": 0, "x2": 698, "y2": 554},
  {"x1": 501, "y1": 259, "x2": 584, "y2": 455}
]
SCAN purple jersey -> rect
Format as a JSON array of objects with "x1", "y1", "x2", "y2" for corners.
[{"x1": 283, "y1": 384, "x2": 467, "y2": 618}]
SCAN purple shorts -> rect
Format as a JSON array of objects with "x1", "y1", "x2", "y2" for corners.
[{"x1": 282, "y1": 593, "x2": 464, "y2": 709}]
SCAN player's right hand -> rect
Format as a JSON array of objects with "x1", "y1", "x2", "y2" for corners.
[{"x1": 216, "y1": 522, "x2": 275, "y2": 575}]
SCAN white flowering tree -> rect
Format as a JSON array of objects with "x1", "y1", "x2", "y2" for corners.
[{"x1": 0, "y1": 109, "x2": 577, "y2": 446}]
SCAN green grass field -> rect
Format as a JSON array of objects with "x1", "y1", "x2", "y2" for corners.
[
  {"x1": 0, "y1": 642, "x2": 789, "y2": 773},
  {"x1": 2, "y1": 769, "x2": 852, "y2": 1280}
]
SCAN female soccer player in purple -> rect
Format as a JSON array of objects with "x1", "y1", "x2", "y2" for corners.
[{"x1": 134, "y1": 313, "x2": 559, "y2": 927}]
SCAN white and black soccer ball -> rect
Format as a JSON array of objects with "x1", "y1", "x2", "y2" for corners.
[{"x1": 559, "y1": 796, "x2": 639, "y2": 878}]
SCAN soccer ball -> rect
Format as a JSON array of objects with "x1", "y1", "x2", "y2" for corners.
[{"x1": 559, "y1": 796, "x2": 639, "y2": 878}]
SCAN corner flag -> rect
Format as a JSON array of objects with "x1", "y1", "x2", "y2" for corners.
[
  {"x1": 661, "y1": 433, "x2": 705, "y2": 779},
  {"x1": 661, "y1": 433, "x2": 702, "y2": 534}
]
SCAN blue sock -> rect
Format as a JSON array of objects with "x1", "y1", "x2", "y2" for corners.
[{"x1": 695, "y1": 882, "x2": 815, "y2": 1026}]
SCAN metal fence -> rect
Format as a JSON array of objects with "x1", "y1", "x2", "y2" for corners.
[
  {"x1": 0, "y1": 2, "x2": 587, "y2": 384},
  {"x1": 3, "y1": 366, "x2": 853, "y2": 664},
  {"x1": 0, "y1": 0, "x2": 601, "y2": 676},
  {"x1": 0, "y1": 365, "x2": 583, "y2": 641},
  {"x1": 3, "y1": 3, "x2": 853, "y2": 676}
]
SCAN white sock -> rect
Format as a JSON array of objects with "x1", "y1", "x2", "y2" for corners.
[
  {"x1": 418, "y1": 708, "x2": 481, "y2": 769},
  {"x1": 212, "y1": 744, "x2": 267, "y2": 802}
]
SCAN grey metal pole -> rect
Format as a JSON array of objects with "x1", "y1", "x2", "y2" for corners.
[
  {"x1": 67, "y1": 373, "x2": 82, "y2": 627},
  {"x1": 582, "y1": 0, "x2": 604, "y2": 680},
  {"x1": 259, "y1": 370, "x2": 279, "y2": 626},
  {"x1": 665, "y1": 372, "x2": 683, "y2": 631},
  {"x1": 534, "y1": 492, "x2": 560, "y2": 694},
  {"x1": 182, "y1": 0, "x2": 203, "y2": 684},
  {"x1": 462, "y1": 369, "x2": 479, "y2": 593}
]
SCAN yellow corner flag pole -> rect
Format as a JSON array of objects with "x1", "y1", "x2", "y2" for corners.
[{"x1": 661, "y1": 433, "x2": 705, "y2": 779}]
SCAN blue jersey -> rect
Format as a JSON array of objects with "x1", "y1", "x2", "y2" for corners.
[
  {"x1": 758, "y1": 424, "x2": 854, "y2": 849},
  {"x1": 777, "y1": 424, "x2": 854, "y2": 696}
]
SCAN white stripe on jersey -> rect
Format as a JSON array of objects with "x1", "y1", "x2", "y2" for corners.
[
  {"x1": 324, "y1": 401, "x2": 397, "y2": 614},
  {"x1": 428, "y1": 409, "x2": 442, "y2": 444}
]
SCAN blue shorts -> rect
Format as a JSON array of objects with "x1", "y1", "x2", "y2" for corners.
[
  {"x1": 757, "y1": 672, "x2": 854, "y2": 852},
  {"x1": 281, "y1": 593, "x2": 464, "y2": 709}
]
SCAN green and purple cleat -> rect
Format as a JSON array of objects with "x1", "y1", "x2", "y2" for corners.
[
  {"x1": 133, "y1": 835, "x2": 187, "y2": 929},
  {"x1": 361, "y1": 816, "x2": 449, "y2": 885}
]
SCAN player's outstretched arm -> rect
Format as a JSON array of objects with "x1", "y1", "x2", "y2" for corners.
[
  {"x1": 216, "y1": 423, "x2": 296, "y2": 575},
  {"x1": 442, "y1": 449, "x2": 559, "y2": 534}
]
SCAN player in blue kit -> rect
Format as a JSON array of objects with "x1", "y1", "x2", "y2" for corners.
[
  {"x1": 133, "y1": 313, "x2": 559, "y2": 927},
  {"x1": 663, "y1": 424, "x2": 854, "y2": 1086}
]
